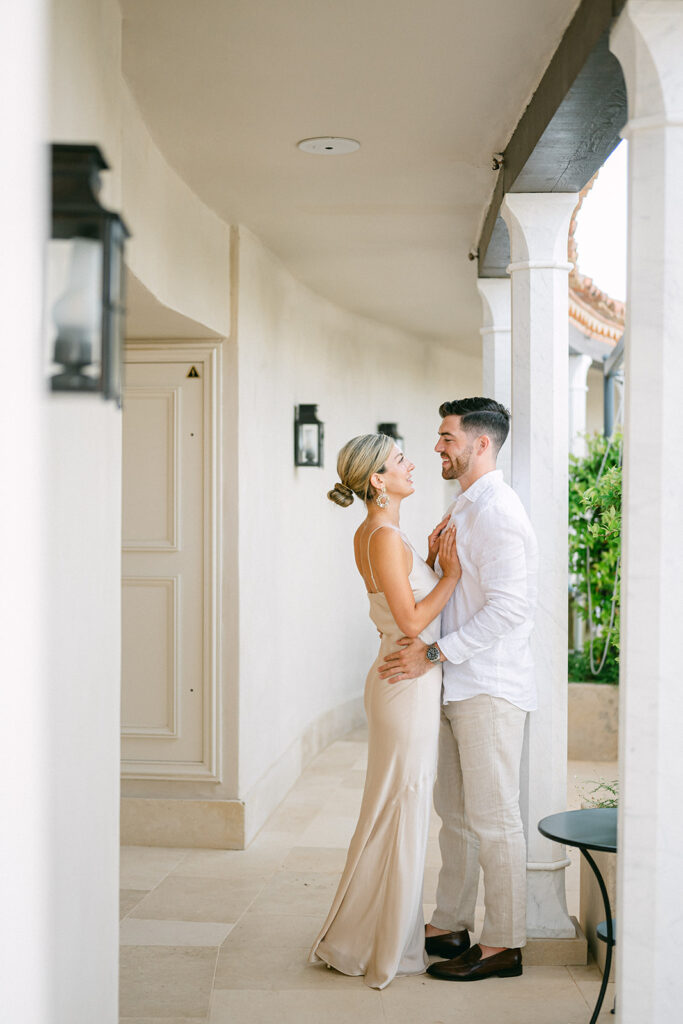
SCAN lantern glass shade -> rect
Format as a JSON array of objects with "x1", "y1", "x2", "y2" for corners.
[
  {"x1": 294, "y1": 405, "x2": 324, "y2": 467},
  {"x1": 47, "y1": 237, "x2": 103, "y2": 390},
  {"x1": 377, "y1": 422, "x2": 404, "y2": 451},
  {"x1": 48, "y1": 144, "x2": 129, "y2": 402}
]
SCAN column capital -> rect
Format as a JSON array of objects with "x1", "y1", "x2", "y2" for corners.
[
  {"x1": 568, "y1": 352, "x2": 593, "y2": 392},
  {"x1": 477, "y1": 277, "x2": 511, "y2": 333},
  {"x1": 611, "y1": 1, "x2": 683, "y2": 135},
  {"x1": 501, "y1": 192, "x2": 578, "y2": 268}
]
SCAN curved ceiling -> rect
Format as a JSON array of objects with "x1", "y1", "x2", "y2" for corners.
[{"x1": 121, "y1": 0, "x2": 581, "y2": 352}]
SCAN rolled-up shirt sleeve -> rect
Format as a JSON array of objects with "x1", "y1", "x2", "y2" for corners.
[{"x1": 438, "y1": 510, "x2": 529, "y2": 665}]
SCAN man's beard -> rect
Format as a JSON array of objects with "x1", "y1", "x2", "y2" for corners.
[{"x1": 441, "y1": 445, "x2": 473, "y2": 480}]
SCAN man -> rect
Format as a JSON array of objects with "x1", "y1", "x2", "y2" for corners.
[{"x1": 378, "y1": 397, "x2": 538, "y2": 982}]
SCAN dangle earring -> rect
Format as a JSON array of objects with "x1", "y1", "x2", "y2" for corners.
[{"x1": 376, "y1": 484, "x2": 390, "y2": 509}]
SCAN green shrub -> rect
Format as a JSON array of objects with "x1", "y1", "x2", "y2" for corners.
[
  {"x1": 580, "y1": 778, "x2": 619, "y2": 808},
  {"x1": 568, "y1": 433, "x2": 622, "y2": 682},
  {"x1": 568, "y1": 649, "x2": 619, "y2": 684}
]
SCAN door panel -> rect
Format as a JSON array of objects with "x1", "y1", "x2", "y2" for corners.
[
  {"x1": 122, "y1": 388, "x2": 179, "y2": 550},
  {"x1": 121, "y1": 345, "x2": 219, "y2": 780},
  {"x1": 121, "y1": 576, "x2": 178, "y2": 737}
]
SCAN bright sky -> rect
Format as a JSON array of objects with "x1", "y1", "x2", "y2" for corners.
[{"x1": 573, "y1": 140, "x2": 628, "y2": 302}]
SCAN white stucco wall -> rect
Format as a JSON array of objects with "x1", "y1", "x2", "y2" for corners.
[
  {"x1": 44, "y1": 399, "x2": 122, "y2": 1022},
  {"x1": 2, "y1": 0, "x2": 123, "y2": 1019},
  {"x1": 49, "y1": 0, "x2": 231, "y2": 336},
  {"x1": 0, "y1": 1, "x2": 51, "y2": 1019},
  {"x1": 234, "y1": 226, "x2": 481, "y2": 837}
]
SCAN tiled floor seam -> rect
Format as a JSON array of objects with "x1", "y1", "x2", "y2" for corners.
[
  {"x1": 205, "y1": 944, "x2": 221, "y2": 1024},
  {"x1": 566, "y1": 961, "x2": 594, "y2": 1011}
]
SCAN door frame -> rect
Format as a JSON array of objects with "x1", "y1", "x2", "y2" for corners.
[{"x1": 122, "y1": 340, "x2": 222, "y2": 782}]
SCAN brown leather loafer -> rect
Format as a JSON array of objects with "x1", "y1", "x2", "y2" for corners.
[
  {"x1": 426, "y1": 944, "x2": 522, "y2": 981},
  {"x1": 424, "y1": 928, "x2": 470, "y2": 959}
]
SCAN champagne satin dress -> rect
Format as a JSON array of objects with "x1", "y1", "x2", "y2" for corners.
[{"x1": 309, "y1": 525, "x2": 442, "y2": 989}]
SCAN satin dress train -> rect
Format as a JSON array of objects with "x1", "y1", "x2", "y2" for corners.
[{"x1": 309, "y1": 527, "x2": 442, "y2": 989}]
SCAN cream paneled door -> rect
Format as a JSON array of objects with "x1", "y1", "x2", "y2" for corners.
[{"x1": 121, "y1": 343, "x2": 220, "y2": 780}]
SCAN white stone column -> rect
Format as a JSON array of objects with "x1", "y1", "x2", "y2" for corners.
[
  {"x1": 477, "y1": 277, "x2": 512, "y2": 482},
  {"x1": 0, "y1": 1, "x2": 50, "y2": 1021},
  {"x1": 502, "y1": 192, "x2": 577, "y2": 939},
  {"x1": 568, "y1": 353, "x2": 593, "y2": 458},
  {"x1": 611, "y1": 4, "x2": 683, "y2": 1020}
]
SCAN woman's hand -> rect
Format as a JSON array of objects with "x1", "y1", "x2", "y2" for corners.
[
  {"x1": 438, "y1": 525, "x2": 461, "y2": 581},
  {"x1": 427, "y1": 514, "x2": 451, "y2": 568}
]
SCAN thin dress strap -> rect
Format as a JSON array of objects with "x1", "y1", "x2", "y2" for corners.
[{"x1": 365, "y1": 524, "x2": 409, "y2": 593}]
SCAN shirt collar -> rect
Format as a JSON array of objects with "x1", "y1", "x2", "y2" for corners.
[{"x1": 453, "y1": 470, "x2": 503, "y2": 509}]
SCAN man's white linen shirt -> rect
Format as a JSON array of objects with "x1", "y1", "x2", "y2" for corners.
[{"x1": 437, "y1": 470, "x2": 538, "y2": 712}]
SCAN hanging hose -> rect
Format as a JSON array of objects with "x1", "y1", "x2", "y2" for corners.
[{"x1": 584, "y1": 380, "x2": 623, "y2": 676}]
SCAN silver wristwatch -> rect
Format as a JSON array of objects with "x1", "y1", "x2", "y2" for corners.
[{"x1": 426, "y1": 643, "x2": 441, "y2": 663}]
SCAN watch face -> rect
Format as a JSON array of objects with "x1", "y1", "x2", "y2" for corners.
[{"x1": 426, "y1": 645, "x2": 440, "y2": 662}]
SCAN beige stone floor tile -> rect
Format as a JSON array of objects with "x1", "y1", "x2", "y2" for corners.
[
  {"x1": 247, "y1": 828, "x2": 294, "y2": 853},
  {"x1": 296, "y1": 767, "x2": 347, "y2": 790},
  {"x1": 342, "y1": 769, "x2": 367, "y2": 789},
  {"x1": 222, "y1": 910, "x2": 323, "y2": 949},
  {"x1": 312, "y1": 741, "x2": 369, "y2": 772},
  {"x1": 314, "y1": 785, "x2": 363, "y2": 818},
  {"x1": 248, "y1": 869, "x2": 339, "y2": 917},
  {"x1": 298, "y1": 813, "x2": 358, "y2": 848},
  {"x1": 120, "y1": 1018, "x2": 206, "y2": 1023},
  {"x1": 120, "y1": 846, "x2": 189, "y2": 890},
  {"x1": 129, "y1": 875, "x2": 265, "y2": 924},
  {"x1": 121, "y1": 889, "x2": 148, "y2": 920},
  {"x1": 259, "y1": 800, "x2": 323, "y2": 837},
  {"x1": 120, "y1": 946, "x2": 217, "y2": 1018},
  {"x1": 380, "y1": 966, "x2": 591, "y2": 1024},
  {"x1": 172, "y1": 848, "x2": 283, "y2": 881},
  {"x1": 208, "y1": 988, "x2": 384, "y2": 1024},
  {"x1": 289, "y1": 768, "x2": 335, "y2": 791},
  {"x1": 568, "y1": 963, "x2": 617, "y2": 1015},
  {"x1": 214, "y1": 944, "x2": 361, "y2": 991},
  {"x1": 213, "y1": 942, "x2": 308, "y2": 991},
  {"x1": 246, "y1": 828, "x2": 297, "y2": 857},
  {"x1": 281, "y1": 845, "x2": 348, "y2": 873},
  {"x1": 120, "y1": 918, "x2": 233, "y2": 947}
]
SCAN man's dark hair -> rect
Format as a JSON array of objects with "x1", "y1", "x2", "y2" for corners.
[{"x1": 438, "y1": 397, "x2": 510, "y2": 454}]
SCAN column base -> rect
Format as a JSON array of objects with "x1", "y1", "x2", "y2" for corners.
[
  {"x1": 527, "y1": 861, "x2": 577, "y2": 938},
  {"x1": 524, "y1": 916, "x2": 588, "y2": 966},
  {"x1": 121, "y1": 796, "x2": 245, "y2": 849}
]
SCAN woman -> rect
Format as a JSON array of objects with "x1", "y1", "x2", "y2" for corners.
[{"x1": 308, "y1": 433, "x2": 460, "y2": 989}]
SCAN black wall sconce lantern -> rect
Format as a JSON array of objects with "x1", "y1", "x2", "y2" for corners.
[
  {"x1": 377, "y1": 422, "x2": 404, "y2": 450},
  {"x1": 294, "y1": 404, "x2": 324, "y2": 467},
  {"x1": 47, "y1": 144, "x2": 129, "y2": 403}
]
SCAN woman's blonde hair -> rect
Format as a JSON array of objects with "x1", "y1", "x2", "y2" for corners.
[{"x1": 327, "y1": 433, "x2": 395, "y2": 508}]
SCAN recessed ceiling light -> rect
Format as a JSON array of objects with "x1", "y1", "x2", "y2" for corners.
[{"x1": 297, "y1": 137, "x2": 360, "y2": 155}]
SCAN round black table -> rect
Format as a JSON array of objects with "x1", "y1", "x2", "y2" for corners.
[{"x1": 538, "y1": 808, "x2": 617, "y2": 1024}]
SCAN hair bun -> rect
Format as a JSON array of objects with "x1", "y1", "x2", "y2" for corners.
[{"x1": 327, "y1": 481, "x2": 354, "y2": 508}]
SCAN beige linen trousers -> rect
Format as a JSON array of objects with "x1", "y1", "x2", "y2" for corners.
[{"x1": 431, "y1": 693, "x2": 528, "y2": 948}]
